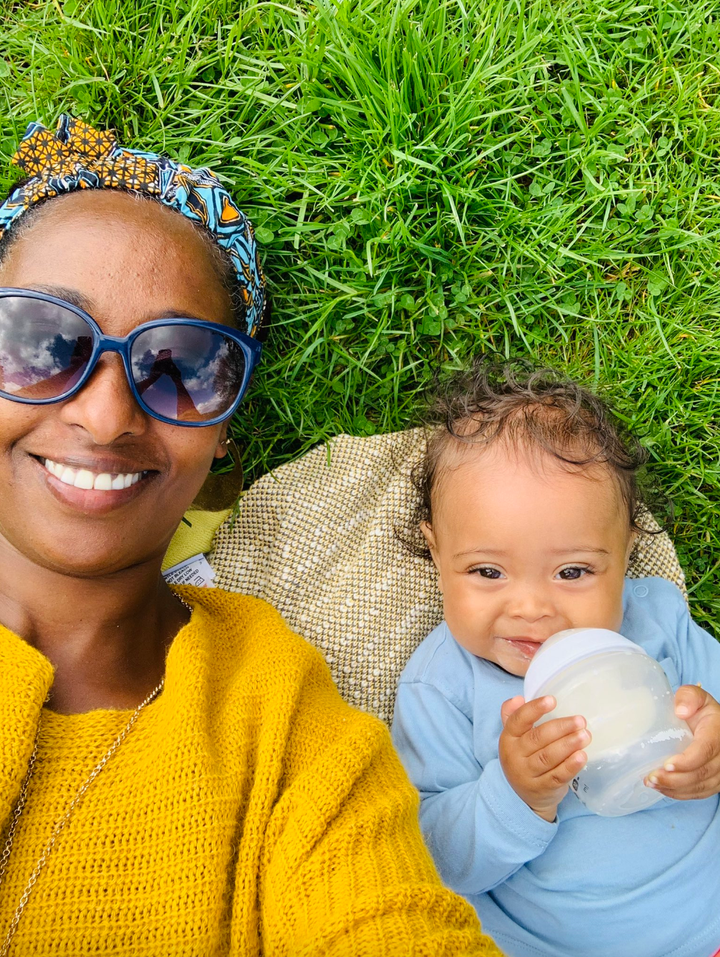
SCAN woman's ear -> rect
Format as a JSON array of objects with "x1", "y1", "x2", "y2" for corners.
[
  {"x1": 214, "y1": 425, "x2": 229, "y2": 460},
  {"x1": 193, "y1": 434, "x2": 243, "y2": 511}
]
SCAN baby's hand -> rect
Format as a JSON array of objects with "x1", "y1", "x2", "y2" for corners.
[
  {"x1": 645, "y1": 685, "x2": 720, "y2": 800},
  {"x1": 499, "y1": 695, "x2": 590, "y2": 823}
]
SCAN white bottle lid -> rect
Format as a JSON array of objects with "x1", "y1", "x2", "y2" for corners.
[{"x1": 523, "y1": 628, "x2": 649, "y2": 702}]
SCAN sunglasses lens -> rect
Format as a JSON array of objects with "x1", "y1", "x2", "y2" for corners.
[
  {"x1": 130, "y1": 324, "x2": 247, "y2": 423},
  {"x1": 0, "y1": 296, "x2": 94, "y2": 400}
]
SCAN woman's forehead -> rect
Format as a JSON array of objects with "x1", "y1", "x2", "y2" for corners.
[
  {"x1": 0, "y1": 191, "x2": 233, "y2": 326},
  {"x1": 7, "y1": 189, "x2": 215, "y2": 260}
]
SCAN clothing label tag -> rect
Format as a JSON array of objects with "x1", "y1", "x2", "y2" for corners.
[{"x1": 162, "y1": 553, "x2": 216, "y2": 588}]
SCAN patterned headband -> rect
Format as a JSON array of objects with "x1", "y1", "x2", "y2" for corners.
[{"x1": 0, "y1": 115, "x2": 265, "y2": 337}]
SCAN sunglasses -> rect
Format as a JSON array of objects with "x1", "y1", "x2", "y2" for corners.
[{"x1": 0, "y1": 288, "x2": 262, "y2": 427}]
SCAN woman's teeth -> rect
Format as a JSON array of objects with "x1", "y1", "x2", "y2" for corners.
[{"x1": 42, "y1": 458, "x2": 143, "y2": 491}]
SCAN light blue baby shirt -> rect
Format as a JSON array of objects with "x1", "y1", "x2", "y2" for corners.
[{"x1": 392, "y1": 578, "x2": 720, "y2": 957}]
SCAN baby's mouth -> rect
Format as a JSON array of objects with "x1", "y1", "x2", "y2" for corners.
[
  {"x1": 40, "y1": 457, "x2": 150, "y2": 492},
  {"x1": 502, "y1": 636, "x2": 544, "y2": 657}
]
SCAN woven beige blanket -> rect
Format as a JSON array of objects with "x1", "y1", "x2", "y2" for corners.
[{"x1": 210, "y1": 429, "x2": 685, "y2": 726}]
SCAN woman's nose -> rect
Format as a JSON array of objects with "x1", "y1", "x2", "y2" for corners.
[{"x1": 57, "y1": 354, "x2": 147, "y2": 443}]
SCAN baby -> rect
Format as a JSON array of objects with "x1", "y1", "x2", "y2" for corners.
[{"x1": 392, "y1": 365, "x2": 720, "y2": 957}]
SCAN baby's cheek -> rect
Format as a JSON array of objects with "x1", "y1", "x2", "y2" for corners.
[
  {"x1": 572, "y1": 586, "x2": 625, "y2": 632},
  {"x1": 443, "y1": 608, "x2": 489, "y2": 652}
]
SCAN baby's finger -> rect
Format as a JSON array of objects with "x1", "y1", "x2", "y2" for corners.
[
  {"x1": 653, "y1": 731, "x2": 717, "y2": 776},
  {"x1": 520, "y1": 714, "x2": 589, "y2": 758},
  {"x1": 536, "y1": 748, "x2": 589, "y2": 789},
  {"x1": 674, "y1": 684, "x2": 708, "y2": 724},
  {"x1": 646, "y1": 773, "x2": 720, "y2": 801},
  {"x1": 502, "y1": 696, "x2": 557, "y2": 738},
  {"x1": 500, "y1": 695, "x2": 526, "y2": 728},
  {"x1": 526, "y1": 727, "x2": 591, "y2": 777},
  {"x1": 646, "y1": 761, "x2": 720, "y2": 797}
]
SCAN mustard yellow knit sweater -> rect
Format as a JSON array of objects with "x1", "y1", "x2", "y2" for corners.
[{"x1": 0, "y1": 586, "x2": 502, "y2": 956}]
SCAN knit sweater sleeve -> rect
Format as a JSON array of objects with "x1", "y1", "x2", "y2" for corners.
[
  {"x1": 0, "y1": 625, "x2": 54, "y2": 825},
  {"x1": 246, "y1": 642, "x2": 504, "y2": 957}
]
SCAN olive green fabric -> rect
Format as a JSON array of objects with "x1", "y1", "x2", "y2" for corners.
[{"x1": 163, "y1": 508, "x2": 232, "y2": 572}]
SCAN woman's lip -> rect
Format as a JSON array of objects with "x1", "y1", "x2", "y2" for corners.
[
  {"x1": 31, "y1": 453, "x2": 158, "y2": 475},
  {"x1": 33, "y1": 457, "x2": 156, "y2": 514}
]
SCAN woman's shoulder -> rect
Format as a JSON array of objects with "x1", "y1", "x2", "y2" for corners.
[
  {"x1": 169, "y1": 585, "x2": 397, "y2": 789},
  {"x1": 170, "y1": 584, "x2": 378, "y2": 728},
  {"x1": 176, "y1": 584, "x2": 329, "y2": 670}
]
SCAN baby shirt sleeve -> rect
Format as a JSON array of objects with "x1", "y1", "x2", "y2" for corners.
[
  {"x1": 674, "y1": 600, "x2": 720, "y2": 698},
  {"x1": 392, "y1": 676, "x2": 557, "y2": 896},
  {"x1": 627, "y1": 579, "x2": 720, "y2": 698}
]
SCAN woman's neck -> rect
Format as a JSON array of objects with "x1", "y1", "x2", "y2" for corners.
[{"x1": 0, "y1": 538, "x2": 189, "y2": 714}]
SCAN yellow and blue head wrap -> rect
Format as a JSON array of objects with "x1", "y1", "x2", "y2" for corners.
[{"x1": 0, "y1": 116, "x2": 265, "y2": 337}]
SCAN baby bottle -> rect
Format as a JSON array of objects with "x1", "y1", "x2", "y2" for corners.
[{"x1": 523, "y1": 628, "x2": 692, "y2": 817}]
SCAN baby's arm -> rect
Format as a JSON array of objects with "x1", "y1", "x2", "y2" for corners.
[{"x1": 392, "y1": 680, "x2": 561, "y2": 896}]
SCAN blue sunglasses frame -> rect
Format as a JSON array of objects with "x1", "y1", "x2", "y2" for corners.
[{"x1": 0, "y1": 288, "x2": 263, "y2": 427}]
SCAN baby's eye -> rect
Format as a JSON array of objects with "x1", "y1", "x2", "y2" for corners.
[
  {"x1": 557, "y1": 566, "x2": 589, "y2": 581},
  {"x1": 473, "y1": 567, "x2": 503, "y2": 580}
]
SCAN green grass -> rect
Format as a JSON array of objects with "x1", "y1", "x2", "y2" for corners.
[{"x1": 2, "y1": 0, "x2": 719, "y2": 630}]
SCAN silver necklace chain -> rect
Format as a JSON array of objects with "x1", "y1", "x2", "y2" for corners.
[
  {"x1": 0, "y1": 593, "x2": 190, "y2": 954},
  {"x1": 0, "y1": 591, "x2": 192, "y2": 955},
  {"x1": 0, "y1": 676, "x2": 164, "y2": 956}
]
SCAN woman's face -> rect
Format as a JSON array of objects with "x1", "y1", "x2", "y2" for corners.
[{"x1": 0, "y1": 190, "x2": 234, "y2": 576}]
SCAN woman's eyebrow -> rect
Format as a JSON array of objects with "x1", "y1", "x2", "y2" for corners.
[
  {"x1": 27, "y1": 283, "x2": 96, "y2": 313},
  {"x1": 26, "y1": 289, "x2": 209, "y2": 324},
  {"x1": 153, "y1": 309, "x2": 210, "y2": 322}
]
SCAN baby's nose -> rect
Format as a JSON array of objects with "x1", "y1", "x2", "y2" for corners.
[{"x1": 507, "y1": 587, "x2": 556, "y2": 622}]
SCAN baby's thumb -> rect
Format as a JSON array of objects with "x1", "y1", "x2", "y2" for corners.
[
  {"x1": 501, "y1": 695, "x2": 526, "y2": 728},
  {"x1": 675, "y1": 684, "x2": 707, "y2": 723}
]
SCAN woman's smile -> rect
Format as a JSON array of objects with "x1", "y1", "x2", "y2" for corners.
[
  {"x1": 31, "y1": 452, "x2": 158, "y2": 514},
  {"x1": 42, "y1": 457, "x2": 147, "y2": 491}
]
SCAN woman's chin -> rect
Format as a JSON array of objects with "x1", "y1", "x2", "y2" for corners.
[
  {"x1": 0, "y1": 510, "x2": 175, "y2": 580},
  {"x1": 0, "y1": 457, "x2": 198, "y2": 578},
  {"x1": 18, "y1": 536, "x2": 168, "y2": 579}
]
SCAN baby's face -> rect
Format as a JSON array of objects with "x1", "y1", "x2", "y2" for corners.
[{"x1": 423, "y1": 442, "x2": 635, "y2": 677}]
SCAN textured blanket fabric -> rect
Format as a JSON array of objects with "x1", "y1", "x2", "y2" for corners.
[
  {"x1": 208, "y1": 429, "x2": 687, "y2": 725},
  {"x1": 0, "y1": 586, "x2": 500, "y2": 956}
]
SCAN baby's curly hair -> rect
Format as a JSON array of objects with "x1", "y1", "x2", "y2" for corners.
[{"x1": 408, "y1": 362, "x2": 650, "y2": 557}]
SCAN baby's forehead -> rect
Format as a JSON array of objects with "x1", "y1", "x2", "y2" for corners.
[
  {"x1": 435, "y1": 431, "x2": 600, "y2": 472},
  {"x1": 428, "y1": 441, "x2": 634, "y2": 563},
  {"x1": 432, "y1": 435, "x2": 626, "y2": 510}
]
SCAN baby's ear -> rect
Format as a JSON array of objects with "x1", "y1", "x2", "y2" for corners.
[
  {"x1": 420, "y1": 520, "x2": 437, "y2": 552},
  {"x1": 625, "y1": 528, "x2": 639, "y2": 567},
  {"x1": 421, "y1": 522, "x2": 444, "y2": 592}
]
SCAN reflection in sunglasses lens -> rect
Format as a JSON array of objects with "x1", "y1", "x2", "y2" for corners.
[
  {"x1": 0, "y1": 298, "x2": 93, "y2": 399},
  {"x1": 131, "y1": 325, "x2": 246, "y2": 422}
]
